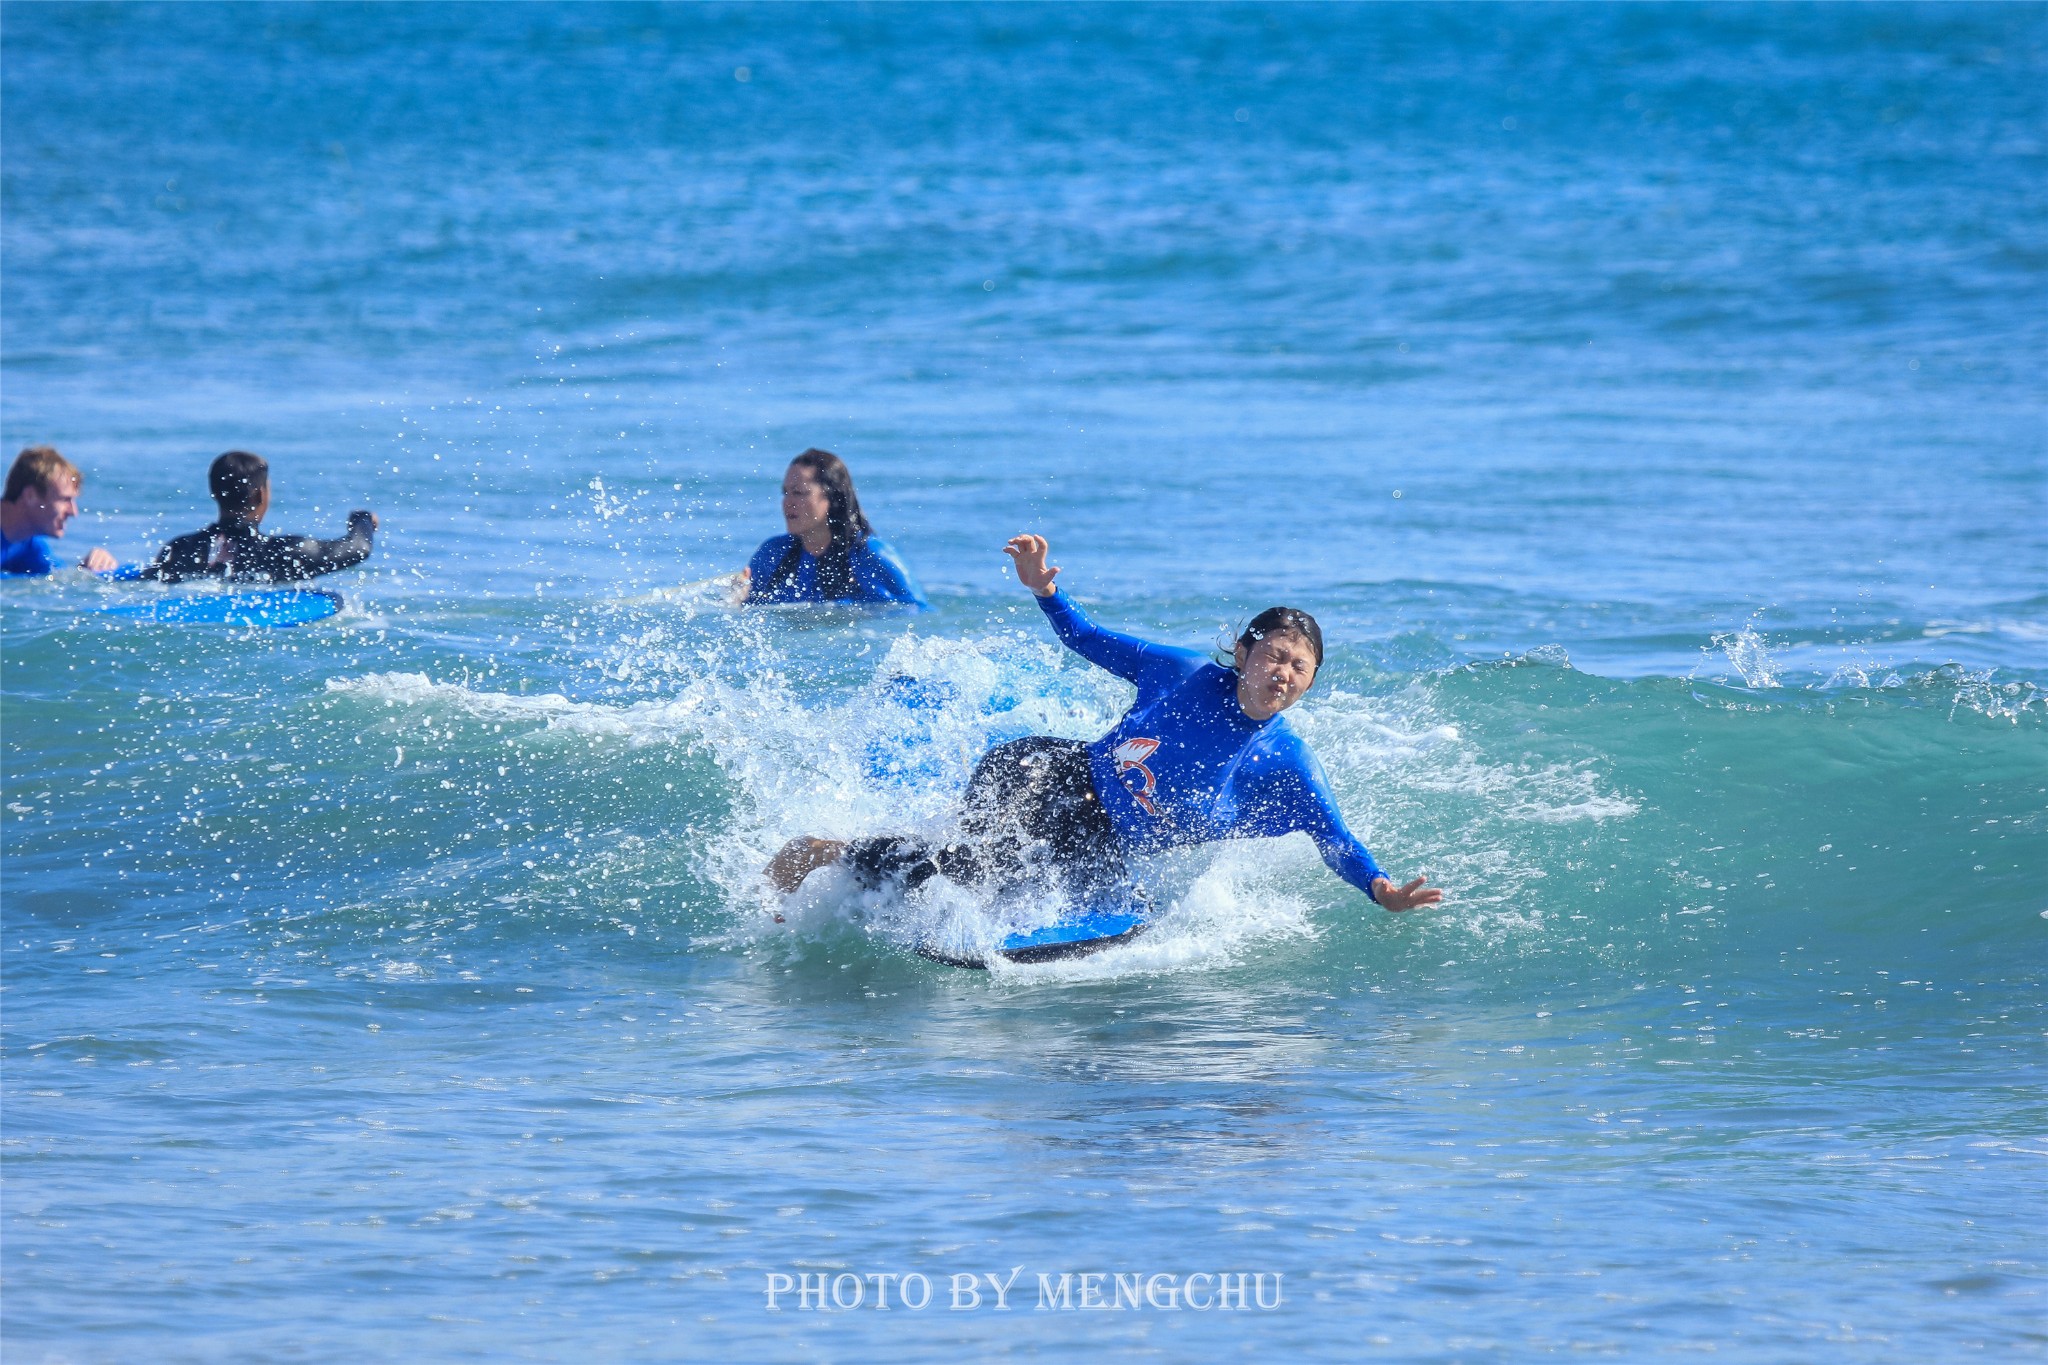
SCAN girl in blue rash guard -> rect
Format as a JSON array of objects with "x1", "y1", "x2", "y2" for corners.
[
  {"x1": 764, "y1": 534, "x2": 1443, "y2": 914},
  {"x1": 739, "y1": 449, "x2": 927, "y2": 607}
]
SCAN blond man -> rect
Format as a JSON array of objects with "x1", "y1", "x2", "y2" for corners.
[{"x1": 1, "y1": 446, "x2": 116, "y2": 574}]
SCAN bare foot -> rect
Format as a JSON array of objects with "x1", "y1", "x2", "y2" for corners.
[{"x1": 765, "y1": 837, "x2": 846, "y2": 894}]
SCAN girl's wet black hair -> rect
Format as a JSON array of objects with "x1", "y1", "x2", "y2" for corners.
[
  {"x1": 1234, "y1": 606, "x2": 1324, "y2": 669},
  {"x1": 766, "y1": 448, "x2": 875, "y2": 600}
]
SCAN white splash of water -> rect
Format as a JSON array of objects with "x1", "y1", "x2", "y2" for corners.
[
  {"x1": 1707, "y1": 624, "x2": 1782, "y2": 689},
  {"x1": 325, "y1": 625, "x2": 1642, "y2": 973}
]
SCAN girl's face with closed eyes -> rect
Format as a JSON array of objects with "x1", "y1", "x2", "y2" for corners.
[{"x1": 1233, "y1": 631, "x2": 1319, "y2": 720}]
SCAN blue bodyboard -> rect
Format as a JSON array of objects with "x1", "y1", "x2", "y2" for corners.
[
  {"x1": 102, "y1": 588, "x2": 342, "y2": 629},
  {"x1": 918, "y1": 899, "x2": 1150, "y2": 969},
  {"x1": 862, "y1": 675, "x2": 1037, "y2": 788}
]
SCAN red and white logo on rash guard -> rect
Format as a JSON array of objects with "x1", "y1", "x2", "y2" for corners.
[{"x1": 1111, "y1": 737, "x2": 1163, "y2": 816}]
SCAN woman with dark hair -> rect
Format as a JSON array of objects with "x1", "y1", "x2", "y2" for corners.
[
  {"x1": 766, "y1": 533, "x2": 1441, "y2": 915},
  {"x1": 739, "y1": 449, "x2": 927, "y2": 607}
]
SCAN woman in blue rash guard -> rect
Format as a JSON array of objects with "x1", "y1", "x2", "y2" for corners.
[
  {"x1": 738, "y1": 448, "x2": 927, "y2": 607},
  {"x1": 765, "y1": 533, "x2": 1442, "y2": 913}
]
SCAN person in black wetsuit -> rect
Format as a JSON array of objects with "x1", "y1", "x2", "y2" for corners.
[{"x1": 145, "y1": 451, "x2": 377, "y2": 583}]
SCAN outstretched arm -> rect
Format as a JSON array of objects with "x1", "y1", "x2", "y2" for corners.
[
  {"x1": 1318, "y1": 826, "x2": 1440, "y2": 911},
  {"x1": 1006, "y1": 534, "x2": 1198, "y2": 689},
  {"x1": 1269, "y1": 757, "x2": 1444, "y2": 912},
  {"x1": 249, "y1": 511, "x2": 377, "y2": 581}
]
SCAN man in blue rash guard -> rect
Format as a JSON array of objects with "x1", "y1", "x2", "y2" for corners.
[
  {"x1": 738, "y1": 448, "x2": 927, "y2": 607},
  {"x1": 1, "y1": 446, "x2": 117, "y2": 575},
  {"x1": 765, "y1": 534, "x2": 1442, "y2": 914}
]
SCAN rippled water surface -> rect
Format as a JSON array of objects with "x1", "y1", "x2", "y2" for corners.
[{"x1": 4, "y1": 4, "x2": 2045, "y2": 1361}]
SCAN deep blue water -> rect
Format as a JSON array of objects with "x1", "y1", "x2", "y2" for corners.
[{"x1": 4, "y1": 5, "x2": 2045, "y2": 1361}]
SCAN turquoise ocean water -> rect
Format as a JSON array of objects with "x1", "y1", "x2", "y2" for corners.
[{"x1": 4, "y1": 4, "x2": 2045, "y2": 1360}]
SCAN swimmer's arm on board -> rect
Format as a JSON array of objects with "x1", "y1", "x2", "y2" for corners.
[{"x1": 1, "y1": 536, "x2": 111, "y2": 574}]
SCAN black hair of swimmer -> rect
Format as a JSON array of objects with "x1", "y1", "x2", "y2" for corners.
[
  {"x1": 1232, "y1": 606, "x2": 1325, "y2": 669},
  {"x1": 209, "y1": 450, "x2": 269, "y2": 520},
  {"x1": 766, "y1": 447, "x2": 874, "y2": 600}
]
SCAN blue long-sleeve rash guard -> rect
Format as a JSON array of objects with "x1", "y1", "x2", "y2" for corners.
[
  {"x1": 744, "y1": 534, "x2": 929, "y2": 608},
  {"x1": 1036, "y1": 589, "x2": 1388, "y2": 902},
  {"x1": 0, "y1": 532, "x2": 61, "y2": 575}
]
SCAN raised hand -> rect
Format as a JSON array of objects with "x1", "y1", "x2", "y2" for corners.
[
  {"x1": 1004, "y1": 534, "x2": 1060, "y2": 597},
  {"x1": 1371, "y1": 875, "x2": 1444, "y2": 912}
]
